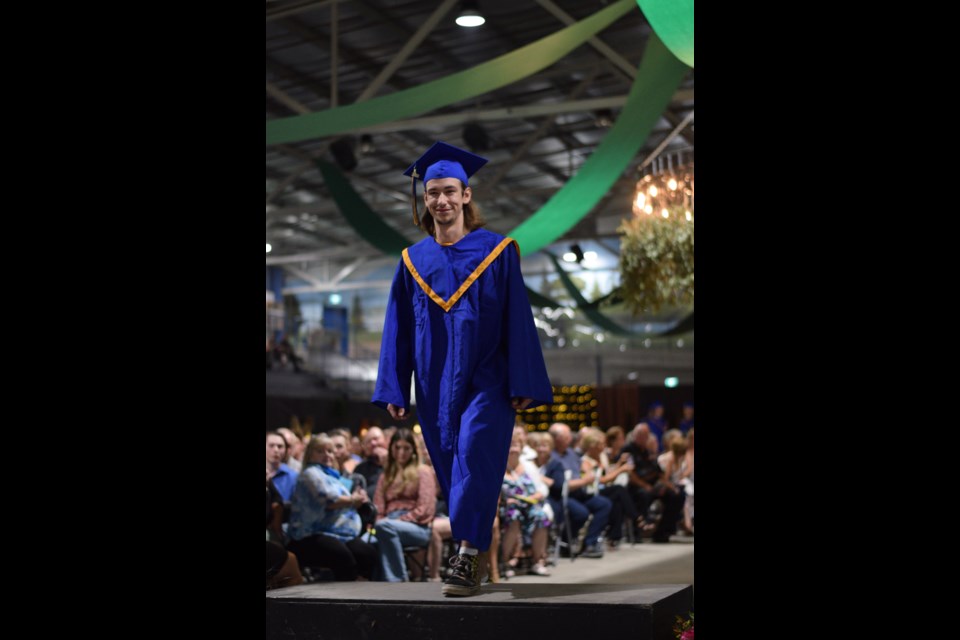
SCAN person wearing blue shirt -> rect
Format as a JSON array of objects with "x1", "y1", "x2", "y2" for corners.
[
  {"x1": 373, "y1": 142, "x2": 553, "y2": 597},
  {"x1": 266, "y1": 430, "x2": 299, "y2": 501}
]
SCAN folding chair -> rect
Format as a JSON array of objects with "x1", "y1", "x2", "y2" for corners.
[
  {"x1": 402, "y1": 519, "x2": 433, "y2": 582},
  {"x1": 552, "y1": 469, "x2": 578, "y2": 563}
]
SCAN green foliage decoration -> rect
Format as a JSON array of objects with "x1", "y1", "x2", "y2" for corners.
[{"x1": 618, "y1": 207, "x2": 694, "y2": 314}]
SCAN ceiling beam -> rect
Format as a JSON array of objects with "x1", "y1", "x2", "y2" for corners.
[
  {"x1": 354, "y1": 0, "x2": 458, "y2": 103},
  {"x1": 282, "y1": 264, "x2": 328, "y2": 289},
  {"x1": 534, "y1": 0, "x2": 694, "y2": 148},
  {"x1": 331, "y1": 257, "x2": 365, "y2": 284},
  {"x1": 266, "y1": 0, "x2": 352, "y2": 22},
  {"x1": 486, "y1": 70, "x2": 600, "y2": 191},
  {"x1": 333, "y1": 95, "x2": 629, "y2": 135},
  {"x1": 266, "y1": 81, "x2": 311, "y2": 114},
  {"x1": 283, "y1": 279, "x2": 395, "y2": 294},
  {"x1": 534, "y1": 0, "x2": 638, "y2": 80}
]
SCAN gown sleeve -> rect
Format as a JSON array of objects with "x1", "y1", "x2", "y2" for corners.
[
  {"x1": 502, "y1": 242, "x2": 554, "y2": 407},
  {"x1": 372, "y1": 259, "x2": 415, "y2": 411}
]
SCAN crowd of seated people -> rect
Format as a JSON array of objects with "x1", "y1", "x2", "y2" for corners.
[{"x1": 265, "y1": 413, "x2": 695, "y2": 589}]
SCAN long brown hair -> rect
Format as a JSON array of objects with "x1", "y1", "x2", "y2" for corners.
[
  {"x1": 383, "y1": 428, "x2": 421, "y2": 491},
  {"x1": 418, "y1": 182, "x2": 486, "y2": 236}
]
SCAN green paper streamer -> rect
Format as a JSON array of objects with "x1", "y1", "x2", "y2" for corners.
[
  {"x1": 659, "y1": 310, "x2": 694, "y2": 336},
  {"x1": 266, "y1": 0, "x2": 635, "y2": 145},
  {"x1": 315, "y1": 160, "x2": 410, "y2": 255},
  {"x1": 546, "y1": 253, "x2": 692, "y2": 337},
  {"x1": 546, "y1": 252, "x2": 634, "y2": 336},
  {"x1": 510, "y1": 34, "x2": 689, "y2": 256},
  {"x1": 525, "y1": 286, "x2": 564, "y2": 309},
  {"x1": 636, "y1": 0, "x2": 694, "y2": 67}
]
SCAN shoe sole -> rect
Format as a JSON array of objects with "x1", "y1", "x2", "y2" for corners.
[{"x1": 442, "y1": 583, "x2": 481, "y2": 597}]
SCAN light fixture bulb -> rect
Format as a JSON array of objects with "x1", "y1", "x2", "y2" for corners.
[{"x1": 455, "y1": 11, "x2": 485, "y2": 27}]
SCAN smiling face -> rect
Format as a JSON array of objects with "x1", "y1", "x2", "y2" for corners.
[
  {"x1": 424, "y1": 177, "x2": 470, "y2": 229},
  {"x1": 309, "y1": 443, "x2": 337, "y2": 469}
]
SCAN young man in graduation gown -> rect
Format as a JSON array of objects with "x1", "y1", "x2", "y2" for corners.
[{"x1": 373, "y1": 142, "x2": 553, "y2": 597}]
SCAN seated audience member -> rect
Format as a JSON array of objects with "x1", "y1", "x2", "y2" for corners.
[
  {"x1": 286, "y1": 434, "x2": 377, "y2": 581},
  {"x1": 657, "y1": 430, "x2": 684, "y2": 473},
  {"x1": 266, "y1": 475, "x2": 303, "y2": 589},
  {"x1": 329, "y1": 428, "x2": 359, "y2": 474},
  {"x1": 527, "y1": 431, "x2": 555, "y2": 489},
  {"x1": 544, "y1": 423, "x2": 611, "y2": 559},
  {"x1": 681, "y1": 427, "x2": 694, "y2": 534},
  {"x1": 605, "y1": 426, "x2": 628, "y2": 477},
  {"x1": 579, "y1": 428, "x2": 638, "y2": 548},
  {"x1": 355, "y1": 427, "x2": 388, "y2": 501},
  {"x1": 500, "y1": 431, "x2": 552, "y2": 576},
  {"x1": 277, "y1": 427, "x2": 305, "y2": 473},
  {"x1": 659, "y1": 432, "x2": 690, "y2": 532},
  {"x1": 624, "y1": 423, "x2": 684, "y2": 542},
  {"x1": 266, "y1": 431, "x2": 299, "y2": 502},
  {"x1": 373, "y1": 428, "x2": 437, "y2": 582}
]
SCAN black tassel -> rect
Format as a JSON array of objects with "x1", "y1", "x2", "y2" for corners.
[{"x1": 411, "y1": 169, "x2": 420, "y2": 227}]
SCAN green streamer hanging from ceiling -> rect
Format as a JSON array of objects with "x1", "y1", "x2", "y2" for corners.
[{"x1": 266, "y1": 0, "x2": 636, "y2": 145}]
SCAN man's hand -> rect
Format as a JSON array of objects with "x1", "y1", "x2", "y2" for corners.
[
  {"x1": 511, "y1": 397, "x2": 533, "y2": 410},
  {"x1": 387, "y1": 403, "x2": 409, "y2": 421}
]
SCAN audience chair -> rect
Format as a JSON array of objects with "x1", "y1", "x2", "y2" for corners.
[
  {"x1": 402, "y1": 519, "x2": 433, "y2": 582},
  {"x1": 552, "y1": 469, "x2": 578, "y2": 563}
]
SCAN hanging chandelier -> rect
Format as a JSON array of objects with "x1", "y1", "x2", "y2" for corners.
[
  {"x1": 619, "y1": 150, "x2": 694, "y2": 315},
  {"x1": 632, "y1": 151, "x2": 694, "y2": 221}
]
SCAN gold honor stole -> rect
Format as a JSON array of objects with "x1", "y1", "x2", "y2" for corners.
[{"x1": 402, "y1": 237, "x2": 520, "y2": 312}]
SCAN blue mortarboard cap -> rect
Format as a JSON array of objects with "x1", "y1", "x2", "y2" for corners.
[
  {"x1": 682, "y1": 401, "x2": 694, "y2": 409},
  {"x1": 403, "y1": 141, "x2": 488, "y2": 186},
  {"x1": 649, "y1": 401, "x2": 663, "y2": 409},
  {"x1": 402, "y1": 142, "x2": 488, "y2": 228}
]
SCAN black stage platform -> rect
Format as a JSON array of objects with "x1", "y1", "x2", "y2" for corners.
[{"x1": 266, "y1": 582, "x2": 693, "y2": 640}]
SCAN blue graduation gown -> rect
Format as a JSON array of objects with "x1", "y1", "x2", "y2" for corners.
[{"x1": 372, "y1": 228, "x2": 553, "y2": 550}]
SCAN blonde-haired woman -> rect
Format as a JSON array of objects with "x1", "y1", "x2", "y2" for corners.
[
  {"x1": 287, "y1": 434, "x2": 377, "y2": 581},
  {"x1": 373, "y1": 428, "x2": 437, "y2": 581},
  {"x1": 500, "y1": 431, "x2": 552, "y2": 576},
  {"x1": 580, "y1": 428, "x2": 638, "y2": 548}
]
